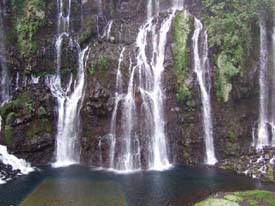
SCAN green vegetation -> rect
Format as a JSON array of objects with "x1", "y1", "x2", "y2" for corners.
[
  {"x1": 4, "y1": 125, "x2": 13, "y2": 145},
  {"x1": 11, "y1": 0, "x2": 46, "y2": 56},
  {"x1": 216, "y1": 53, "x2": 240, "y2": 102},
  {"x1": 176, "y1": 85, "x2": 192, "y2": 107},
  {"x1": 202, "y1": 0, "x2": 275, "y2": 102},
  {"x1": 0, "y1": 91, "x2": 50, "y2": 143},
  {"x1": 196, "y1": 198, "x2": 239, "y2": 206},
  {"x1": 99, "y1": 56, "x2": 109, "y2": 69},
  {"x1": 88, "y1": 64, "x2": 96, "y2": 76},
  {"x1": 227, "y1": 130, "x2": 237, "y2": 141},
  {"x1": 195, "y1": 190, "x2": 275, "y2": 206},
  {"x1": 172, "y1": 10, "x2": 193, "y2": 105}
]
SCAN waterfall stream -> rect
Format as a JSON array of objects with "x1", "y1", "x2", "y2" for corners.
[
  {"x1": 192, "y1": 18, "x2": 217, "y2": 165},
  {"x1": 256, "y1": 20, "x2": 269, "y2": 149},
  {"x1": 104, "y1": 0, "x2": 185, "y2": 172},
  {"x1": 47, "y1": 0, "x2": 89, "y2": 167},
  {"x1": 271, "y1": 22, "x2": 275, "y2": 146},
  {"x1": 0, "y1": 2, "x2": 10, "y2": 105}
]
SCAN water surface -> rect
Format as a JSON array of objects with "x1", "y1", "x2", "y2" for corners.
[{"x1": 0, "y1": 165, "x2": 274, "y2": 206}]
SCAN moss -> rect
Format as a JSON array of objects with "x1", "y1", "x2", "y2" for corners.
[
  {"x1": 88, "y1": 64, "x2": 95, "y2": 76},
  {"x1": 224, "y1": 195, "x2": 243, "y2": 203},
  {"x1": 172, "y1": 11, "x2": 193, "y2": 107},
  {"x1": 195, "y1": 198, "x2": 239, "y2": 206},
  {"x1": 176, "y1": 85, "x2": 192, "y2": 106},
  {"x1": 0, "y1": 93, "x2": 28, "y2": 118},
  {"x1": 196, "y1": 190, "x2": 275, "y2": 206},
  {"x1": 266, "y1": 164, "x2": 274, "y2": 181},
  {"x1": 11, "y1": 0, "x2": 46, "y2": 56},
  {"x1": 266, "y1": 198, "x2": 275, "y2": 205},
  {"x1": 99, "y1": 56, "x2": 109, "y2": 69},
  {"x1": 6, "y1": 112, "x2": 17, "y2": 125},
  {"x1": 227, "y1": 130, "x2": 237, "y2": 141},
  {"x1": 26, "y1": 118, "x2": 52, "y2": 139},
  {"x1": 37, "y1": 106, "x2": 47, "y2": 116},
  {"x1": 4, "y1": 125, "x2": 13, "y2": 145},
  {"x1": 234, "y1": 190, "x2": 273, "y2": 199},
  {"x1": 172, "y1": 11, "x2": 192, "y2": 79},
  {"x1": 26, "y1": 102, "x2": 35, "y2": 113},
  {"x1": 216, "y1": 53, "x2": 240, "y2": 102},
  {"x1": 247, "y1": 199, "x2": 259, "y2": 206},
  {"x1": 183, "y1": 150, "x2": 191, "y2": 159},
  {"x1": 79, "y1": 19, "x2": 95, "y2": 45}
]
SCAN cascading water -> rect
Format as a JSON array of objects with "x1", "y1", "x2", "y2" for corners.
[
  {"x1": 0, "y1": 2, "x2": 10, "y2": 105},
  {"x1": 192, "y1": 18, "x2": 217, "y2": 165},
  {"x1": 256, "y1": 19, "x2": 269, "y2": 149},
  {"x1": 271, "y1": 22, "x2": 275, "y2": 146},
  {"x1": 47, "y1": 0, "x2": 89, "y2": 167},
  {"x1": 0, "y1": 145, "x2": 34, "y2": 184},
  {"x1": 105, "y1": 0, "x2": 185, "y2": 172},
  {"x1": 109, "y1": 47, "x2": 126, "y2": 169}
]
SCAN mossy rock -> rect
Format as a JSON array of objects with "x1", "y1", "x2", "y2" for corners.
[
  {"x1": 196, "y1": 190, "x2": 275, "y2": 206},
  {"x1": 26, "y1": 118, "x2": 52, "y2": 139},
  {"x1": 11, "y1": 0, "x2": 46, "y2": 56},
  {"x1": 224, "y1": 195, "x2": 243, "y2": 203},
  {"x1": 172, "y1": 10, "x2": 193, "y2": 106},
  {"x1": 216, "y1": 53, "x2": 240, "y2": 102},
  {"x1": 195, "y1": 198, "x2": 239, "y2": 206}
]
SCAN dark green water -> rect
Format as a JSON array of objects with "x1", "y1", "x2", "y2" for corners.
[{"x1": 0, "y1": 165, "x2": 274, "y2": 206}]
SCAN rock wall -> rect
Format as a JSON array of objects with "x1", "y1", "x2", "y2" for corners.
[{"x1": 0, "y1": 0, "x2": 266, "y2": 170}]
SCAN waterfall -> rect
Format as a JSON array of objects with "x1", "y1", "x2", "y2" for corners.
[
  {"x1": 173, "y1": 0, "x2": 184, "y2": 10},
  {"x1": 104, "y1": 0, "x2": 186, "y2": 172},
  {"x1": 96, "y1": 0, "x2": 103, "y2": 16},
  {"x1": 271, "y1": 22, "x2": 275, "y2": 146},
  {"x1": 101, "y1": 20, "x2": 114, "y2": 40},
  {"x1": 256, "y1": 20, "x2": 269, "y2": 149},
  {"x1": 192, "y1": 18, "x2": 217, "y2": 165},
  {"x1": 109, "y1": 47, "x2": 126, "y2": 169},
  {"x1": 47, "y1": 0, "x2": 89, "y2": 167},
  {"x1": 0, "y1": 3, "x2": 10, "y2": 105}
]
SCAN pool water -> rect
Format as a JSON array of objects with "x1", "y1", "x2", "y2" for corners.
[{"x1": 0, "y1": 165, "x2": 274, "y2": 206}]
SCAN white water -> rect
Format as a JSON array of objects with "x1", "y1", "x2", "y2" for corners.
[
  {"x1": 173, "y1": 0, "x2": 184, "y2": 10},
  {"x1": 0, "y1": 145, "x2": 34, "y2": 175},
  {"x1": 256, "y1": 20, "x2": 269, "y2": 149},
  {"x1": 47, "y1": 0, "x2": 89, "y2": 167},
  {"x1": 109, "y1": 47, "x2": 126, "y2": 169},
  {"x1": 0, "y1": 4, "x2": 10, "y2": 105},
  {"x1": 105, "y1": 1, "x2": 187, "y2": 172},
  {"x1": 271, "y1": 22, "x2": 275, "y2": 147},
  {"x1": 100, "y1": 20, "x2": 114, "y2": 40},
  {"x1": 192, "y1": 18, "x2": 217, "y2": 165}
]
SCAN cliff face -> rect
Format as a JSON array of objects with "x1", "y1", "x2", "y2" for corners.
[{"x1": 0, "y1": 0, "x2": 265, "y2": 169}]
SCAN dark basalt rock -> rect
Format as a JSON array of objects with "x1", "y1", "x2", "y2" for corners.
[{"x1": 0, "y1": 162, "x2": 21, "y2": 182}]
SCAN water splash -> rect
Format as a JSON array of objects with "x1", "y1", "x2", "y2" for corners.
[
  {"x1": 0, "y1": 145, "x2": 34, "y2": 176},
  {"x1": 192, "y1": 18, "x2": 217, "y2": 165}
]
